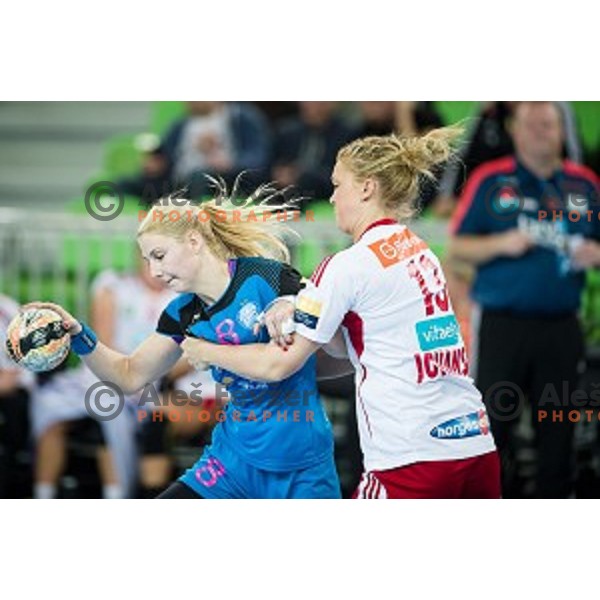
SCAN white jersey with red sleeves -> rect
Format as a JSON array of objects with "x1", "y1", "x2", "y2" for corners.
[{"x1": 294, "y1": 220, "x2": 496, "y2": 471}]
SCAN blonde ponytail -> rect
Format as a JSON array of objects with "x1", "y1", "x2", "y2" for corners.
[{"x1": 337, "y1": 126, "x2": 463, "y2": 219}]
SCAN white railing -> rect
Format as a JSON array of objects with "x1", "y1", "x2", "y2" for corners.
[{"x1": 0, "y1": 207, "x2": 450, "y2": 318}]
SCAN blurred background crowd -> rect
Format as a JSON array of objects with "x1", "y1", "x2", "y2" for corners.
[{"x1": 1, "y1": 101, "x2": 600, "y2": 499}]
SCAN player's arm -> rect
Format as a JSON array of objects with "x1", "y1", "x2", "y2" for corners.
[
  {"x1": 23, "y1": 301, "x2": 182, "y2": 394},
  {"x1": 83, "y1": 333, "x2": 183, "y2": 394},
  {"x1": 165, "y1": 356, "x2": 195, "y2": 381},
  {"x1": 257, "y1": 298, "x2": 349, "y2": 358},
  {"x1": 251, "y1": 294, "x2": 354, "y2": 380},
  {"x1": 182, "y1": 329, "x2": 354, "y2": 382},
  {"x1": 192, "y1": 255, "x2": 355, "y2": 382},
  {"x1": 181, "y1": 334, "x2": 320, "y2": 383}
]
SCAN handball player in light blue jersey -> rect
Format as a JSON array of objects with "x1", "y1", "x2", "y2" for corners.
[{"x1": 27, "y1": 187, "x2": 347, "y2": 498}]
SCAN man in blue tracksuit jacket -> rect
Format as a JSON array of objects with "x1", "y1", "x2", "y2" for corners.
[{"x1": 449, "y1": 101, "x2": 600, "y2": 498}]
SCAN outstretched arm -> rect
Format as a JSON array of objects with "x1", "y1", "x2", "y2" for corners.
[
  {"x1": 181, "y1": 334, "x2": 320, "y2": 383},
  {"x1": 84, "y1": 333, "x2": 183, "y2": 394},
  {"x1": 24, "y1": 301, "x2": 182, "y2": 394}
]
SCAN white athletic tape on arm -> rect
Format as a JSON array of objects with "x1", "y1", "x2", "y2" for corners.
[
  {"x1": 281, "y1": 317, "x2": 296, "y2": 336},
  {"x1": 254, "y1": 296, "x2": 297, "y2": 329}
]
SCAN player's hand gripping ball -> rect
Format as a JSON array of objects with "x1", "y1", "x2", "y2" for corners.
[{"x1": 5, "y1": 308, "x2": 70, "y2": 372}]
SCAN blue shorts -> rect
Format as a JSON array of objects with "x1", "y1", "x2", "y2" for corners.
[{"x1": 179, "y1": 436, "x2": 341, "y2": 499}]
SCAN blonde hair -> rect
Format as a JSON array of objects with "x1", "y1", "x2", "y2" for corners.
[
  {"x1": 337, "y1": 126, "x2": 463, "y2": 219},
  {"x1": 137, "y1": 178, "x2": 296, "y2": 263}
]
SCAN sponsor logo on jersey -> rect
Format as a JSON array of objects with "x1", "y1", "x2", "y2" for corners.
[
  {"x1": 237, "y1": 301, "x2": 260, "y2": 330},
  {"x1": 415, "y1": 315, "x2": 460, "y2": 351},
  {"x1": 368, "y1": 229, "x2": 428, "y2": 268},
  {"x1": 430, "y1": 409, "x2": 490, "y2": 440},
  {"x1": 414, "y1": 346, "x2": 469, "y2": 384},
  {"x1": 294, "y1": 296, "x2": 322, "y2": 330}
]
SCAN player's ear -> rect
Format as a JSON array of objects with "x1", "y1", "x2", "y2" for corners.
[
  {"x1": 185, "y1": 229, "x2": 205, "y2": 255},
  {"x1": 362, "y1": 177, "x2": 377, "y2": 201}
]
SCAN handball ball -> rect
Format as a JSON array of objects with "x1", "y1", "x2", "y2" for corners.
[{"x1": 5, "y1": 308, "x2": 70, "y2": 372}]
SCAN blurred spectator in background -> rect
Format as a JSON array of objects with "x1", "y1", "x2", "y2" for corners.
[
  {"x1": 353, "y1": 101, "x2": 397, "y2": 137},
  {"x1": 253, "y1": 102, "x2": 299, "y2": 125},
  {"x1": 435, "y1": 101, "x2": 582, "y2": 217},
  {"x1": 449, "y1": 101, "x2": 600, "y2": 498},
  {"x1": 271, "y1": 101, "x2": 355, "y2": 203},
  {"x1": 117, "y1": 102, "x2": 271, "y2": 203},
  {"x1": 30, "y1": 259, "x2": 174, "y2": 499},
  {"x1": 0, "y1": 294, "x2": 35, "y2": 498},
  {"x1": 395, "y1": 101, "x2": 444, "y2": 136}
]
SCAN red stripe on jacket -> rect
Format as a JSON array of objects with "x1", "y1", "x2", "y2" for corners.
[{"x1": 449, "y1": 156, "x2": 516, "y2": 234}]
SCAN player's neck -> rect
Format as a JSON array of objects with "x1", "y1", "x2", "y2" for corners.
[
  {"x1": 352, "y1": 210, "x2": 396, "y2": 242},
  {"x1": 192, "y1": 256, "x2": 231, "y2": 305}
]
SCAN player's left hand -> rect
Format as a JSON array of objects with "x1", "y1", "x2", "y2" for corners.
[
  {"x1": 181, "y1": 338, "x2": 211, "y2": 371},
  {"x1": 253, "y1": 299, "x2": 295, "y2": 348},
  {"x1": 21, "y1": 301, "x2": 82, "y2": 335}
]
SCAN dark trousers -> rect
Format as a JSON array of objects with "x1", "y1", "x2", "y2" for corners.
[
  {"x1": 156, "y1": 481, "x2": 202, "y2": 499},
  {"x1": 0, "y1": 388, "x2": 31, "y2": 498},
  {"x1": 475, "y1": 310, "x2": 584, "y2": 498}
]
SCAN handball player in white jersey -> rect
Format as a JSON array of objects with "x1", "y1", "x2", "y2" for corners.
[{"x1": 181, "y1": 128, "x2": 501, "y2": 498}]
